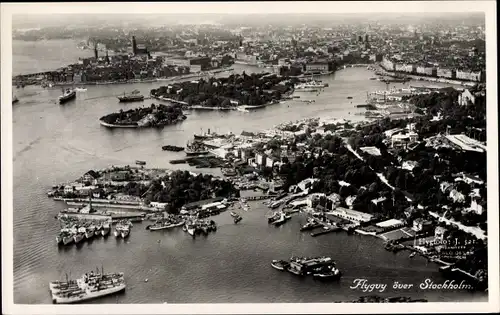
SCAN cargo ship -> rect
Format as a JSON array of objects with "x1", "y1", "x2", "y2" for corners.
[
  {"x1": 59, "y1": 88, "x2": 76, "y2": 104},
  {"x1": 49, "y1": 269, "x2": 125, "y2": 304}
]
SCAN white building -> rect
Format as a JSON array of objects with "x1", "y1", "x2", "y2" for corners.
[
  {"x1": 458, "y1": 89, "x2": 476, "y2": 106},
  {"x1": 328, "y1": 207, "x2": 373, "y2": 223}
]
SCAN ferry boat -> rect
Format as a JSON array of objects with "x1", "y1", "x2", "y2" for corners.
[
  {"x1": 50, "y1": 270, "x2": 125, "y2": 304},
  {"x1": 271, "y1": 260, "x2": 289, "y2": 271},
  {"x1": 59, "y1": 88, "x2": 77, "y2": 104}
]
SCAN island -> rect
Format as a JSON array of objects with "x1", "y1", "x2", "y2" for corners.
[
  {"x1": 150, "y1": 72, "x2": 295, "y2": 110},
  {"x1": 99, "y1": 103, "x2": 186, "y2": 128}
]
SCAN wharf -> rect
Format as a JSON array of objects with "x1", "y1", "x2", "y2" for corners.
[
  {"x1": 65, "y1": 201, "x2": 155, "y2": 212},
  {"x1": 245, "y1": 195, "x2": 272, "y2": 201}
]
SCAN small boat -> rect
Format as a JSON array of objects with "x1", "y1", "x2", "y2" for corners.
[
  {"x1": 135, "y1": 160, "x2": 146, "y2": 166},
  {"x1": 73, "y1": 232, "x2": 85, "y2": 244},
  {"x1": 75, "y1": 87, "x2": 87, "y2": 92},
  {"x1": 347, "y1": 96, "x2": 353, "y2": 99},
  {"x1": 271, "y1": 260, "x2": 289, "y2": 271},
  {"x1": 85, "y1": 226, "x2": 95, "y2": 239},
  {"x1": 187, "y1": 225, "x2": 196, "y2": 237},
  {"x1": 229, "y1": 211, "x2": 238, "y2": 218},
  {"x1": 234, "y1": 215, "x2": 242, "y2": 224},
  {"x1": 63, "y1": 234, "x2": 74, "y2": 245},
  {"x1": 409, "y1": 252, "x2": 416, "y2": 258},
  {"x1": 162, "y1": 145, "x2": 184, "y2": 152},
  {"x1": 12, "y1": 95, "x2": 19, "y2": 104},
  {"x1": 313, "y1": 267, "x2": 341, "y2": 280},
  {"x1": 114, "y1": 229, "x2": 120, "y2": 237},
  {"x1": 101, "y1": 223, "x2": 110, "y2": 237},
  {"x1": 121, "y1": 227, "x2": 130, "y2": 238}
]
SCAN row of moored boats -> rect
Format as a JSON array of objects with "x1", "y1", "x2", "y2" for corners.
[{"x1": 56, "y1": 220, "x2": 132, "y2": 245}]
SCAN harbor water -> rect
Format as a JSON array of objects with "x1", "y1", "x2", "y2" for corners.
[{"x1": 12, "y1": 40, "x2": 486, "y2": 303}]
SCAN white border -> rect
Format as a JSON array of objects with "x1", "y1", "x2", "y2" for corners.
[{"x1": 1, "y1": 2, "x2": 498, "y2": 314}]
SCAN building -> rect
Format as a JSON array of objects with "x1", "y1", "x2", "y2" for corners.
[
  {"x1": 391, "y1": 132, "x2": 419, "y2": 149},
  {"x1": 328, "y1": 207, "x2": 373, "y2": 223},
  {"x1": 306, "y1": 193, "x2": 326, "y2": 208},
  {"x1": 437, "y1": 68, "x2": 455, "y2": 79},
  {"x1": 381, "y1": 56, "x2": 395, "y2": 71},
  {"x1": 131, "y1": 36, "x2": 148, "y2": 56},
  {"x1": 189, "y1": 57, "x2": 211, "y2": 70},
  {"x1": 412, "y1": 218, "x2": 433, "y2": 233},
  {"x1": 81, "y1": 170, "x2": 99, "y2": 184},
  {"x1": 304, "y1": 61, "x2": 334, "y2": 73},
  {"x1": 458, "y1": 89, "x2": 476, "y2": 106}
]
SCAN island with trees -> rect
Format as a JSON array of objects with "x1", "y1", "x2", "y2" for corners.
[
  {"x1": 99, "y1": 103, "x2": 187, "y2": 128},
  {"x1": 150, "y1": 72, "x2": 295, "y2": 110}
]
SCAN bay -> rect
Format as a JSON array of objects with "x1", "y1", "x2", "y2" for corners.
[{"x1": 12, "y1": 39, "x2": 486, "y2": 304}]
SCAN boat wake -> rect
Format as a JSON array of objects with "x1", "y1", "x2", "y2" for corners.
[{"x1": 13, "y1": 137, "x2": 42, "y2": 162}]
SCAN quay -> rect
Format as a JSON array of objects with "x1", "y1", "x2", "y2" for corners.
[{"x1": 65, "y1": 201, "x2": 156, "y2": 212}]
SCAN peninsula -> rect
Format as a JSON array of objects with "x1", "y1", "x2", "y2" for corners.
[
  {"x1": 99, "y1": 103, "x2": 186, "y2": 128},
  {"x1": 150, "y1": 72, "x2": 295, "y2": 110}
]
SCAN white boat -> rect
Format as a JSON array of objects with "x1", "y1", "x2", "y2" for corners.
[
  {"x1": 113, "y1": 229, "x2": 119, "y2": 237},
  {"x1": 75, "y1": 87, "x2": 87, "y2": 92},
  {"x1": 50, "y1": 272, "x2": 125, "y2": 304},
  {"x1": 187, "y1": 225, "x2": 195, "y2": 236},
  {"x1": 85, "y1": 226, "x2": 95, "y2": 239},
  {"x1": 73, "y1": 232, "x2": 84, "y2": 244}
]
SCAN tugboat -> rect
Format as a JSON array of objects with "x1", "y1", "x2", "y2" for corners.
[
  {"x1": 59, "y1": 88, "x2": 76, "y2": 104},
  {"x1": 271, "y1": 260, "x2": 289, "y2": 271}
]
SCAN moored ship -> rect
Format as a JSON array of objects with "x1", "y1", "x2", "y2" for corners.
[
  {"x1": 271, "y1": 260, "x2": 290, "y2": 271},
  {"x1": 101, "y1": 223, "x2": 110, "y2": 237},
  {"x1": 49, "y1": 270, "x2": 125, "y2": 304},
  {"x1": 185, "y1": 141, "x2": 209, "y2": 156},
  {"x1": 59, "y1": 88, "x2": 77, "y2": 104}
]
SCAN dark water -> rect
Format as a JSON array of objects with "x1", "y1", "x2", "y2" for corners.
[{"x1": 12, "y1": 41, "x2": 485, "y2": 303}]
